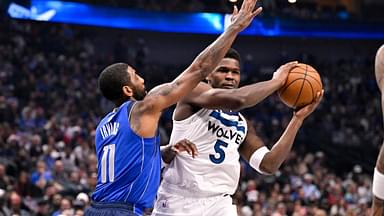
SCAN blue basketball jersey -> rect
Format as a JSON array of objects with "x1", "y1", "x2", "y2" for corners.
[{"x1": 92, "y1": 100, "x2": 161, "y2": 211}]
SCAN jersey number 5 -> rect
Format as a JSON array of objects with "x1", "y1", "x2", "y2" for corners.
[
  {"x1": 209, "y1": 140, "x2": 228, "y2": 164},
  {"x1": 101, "y1": 144, "x2": 115, "y2": 183}
]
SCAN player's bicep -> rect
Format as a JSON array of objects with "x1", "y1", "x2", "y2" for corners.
[{"x1": 239, "y1": 122, "x2": 265, "y2": 162}]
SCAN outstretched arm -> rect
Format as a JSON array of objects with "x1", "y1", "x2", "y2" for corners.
[
  {"x1": 372, "y1": 45, "x2": 384, "y2": 216},
  {"x1": 183, "y1": 62, "x2": 297, "y2": 111},
  {"x1": 142, "y1": 0, "x2": 263, "y2": 113},
  {"x1": 239, "y1": 91, "x2": 323, "y2": 174},
  {"x1": 131, "y1": 0, "x2": 263, "y2": 137}
]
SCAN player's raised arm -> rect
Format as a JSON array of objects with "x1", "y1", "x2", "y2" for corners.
[
  {"x1": 372, "y1": 45, "x2": 384, "y2": 216},
  {"x1": 140, "y1": 0, "x2": 262, "y2": 114},
  {"x1": 239, "y1": 91, "x2": 323, "y2": 174},
  {"x1": 181, "y1": 62, "x2": 297, "y2": 111},
  {"x1": 130, "y1": 0, "x2": 262, "y2": 137}
]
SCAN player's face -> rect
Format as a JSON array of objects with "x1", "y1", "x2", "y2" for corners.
[
  {"x1": 207, "y1": 58, "x2": 240, "y2": 89},
  {"x1": 127, "y1": 66, "x2": 147, "y2": 100}
]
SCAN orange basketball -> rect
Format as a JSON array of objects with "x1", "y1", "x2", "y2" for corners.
[{"x1": 278, "y1": 63, "x2": 323, "y2": 109}]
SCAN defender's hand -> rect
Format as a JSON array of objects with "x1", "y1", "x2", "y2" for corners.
[
  {"x1": 230, "y1": 0, "x2": 263, "y2": 32},
  {"x1": 172, "y1": 139, "x2": 198, "y2": 158}
]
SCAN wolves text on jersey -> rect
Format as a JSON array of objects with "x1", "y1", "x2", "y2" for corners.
[{"x1": 208, "y1": 120, "x2": 244, "y2": 145}]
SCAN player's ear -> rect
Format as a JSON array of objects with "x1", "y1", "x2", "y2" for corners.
[
  {"x1": 206, "y1": 74, "x2": 212, "y2": 84},
  {"x1": 122, "y1": 86, "x2": 133, "y2": 97}
]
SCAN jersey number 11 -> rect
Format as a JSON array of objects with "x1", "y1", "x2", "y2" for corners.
[{"x1": 101, "y1": 144, "x2": 115, "y2": 183}]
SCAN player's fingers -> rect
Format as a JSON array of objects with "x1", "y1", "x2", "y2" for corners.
[
  {"x1": 312, "y1": 91, "x2": 320, "y2": 103},
  {"x1": 244, "y1": 0, "x2": 256, "y2": 13},
  {"x1": 284, "y1": 61, "x2": 299, "y2": 70},
  {"x1": 249, "y1": 0, "x2": 258, "y2": 11},
  {"x1": 278, "y1": 61, "x2": 296, "y2": 72},
  {"x1": 186, "y1": 140, "x2": 198, "y2": 157},
  {"x1": 316, "y1": 90, "x2": 324, "y2": 104},
  {"x1": 181, "y1": 140, "x2": 195, "y2": 156},
  {"x1": 240, "y1": 0, "x2": 249, "y2": 11},
  {"x1": 252, "y1": 7, "x2": 263, "y2": 17},
  {"x1": 179, "y1": 140, "x2": 192, "y2": 155},
  {"x1": 288, "y1": 61, "x2": 299, "y2": 66},
  {"x1": 233, "y1": 5, "x2": 239, "y2": 16},
  {"x1": 315, "y1": 90, "x2": 323, "y2": 103}
]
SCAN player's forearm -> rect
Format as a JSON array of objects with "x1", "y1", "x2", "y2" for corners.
[
  {"x1": 161, "y1": 144, "x2": 177, "y2": 164},
  {"x1": 372, "y1": 144, "x2": 384, "y2": 216},
  {"x1": 231, "y1": 79, "x2": 282, "y2": 110},
  {"x1": 187, "y1": 26, "x2": 241, "y2": 81},
  {"x1": 148, "y1": 26, "x2": 243, "y2": 112},
  {"x1": 372, "y1": 197, "x2": 384, "y2": 216},
  {"x1": 260, "y1": 116, "x2": 302, "y2": 174}
]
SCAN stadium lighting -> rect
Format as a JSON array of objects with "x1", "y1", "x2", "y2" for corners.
[{"x1": 288, "y1": 0, "x2": 297, "y2": 3}]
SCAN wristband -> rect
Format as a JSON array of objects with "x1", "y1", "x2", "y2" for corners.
[
  {"x1": 249, "y1": 146, "x2": 270, "y2": 174},
  {"x1": 373, "y1": 168, "x2": 384, "y2": 200}
]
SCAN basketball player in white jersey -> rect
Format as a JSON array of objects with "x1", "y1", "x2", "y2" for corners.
[
  {"x1": 152, "y1": 48, "x2": 323, "y2": 216},
  {"x1": 372, "y1": 45, "x2": 384, "y2": 216}
]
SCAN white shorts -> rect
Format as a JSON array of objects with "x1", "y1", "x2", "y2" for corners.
[{"x1": 151, "y1": 191, "x2": 238, "y2": 216}]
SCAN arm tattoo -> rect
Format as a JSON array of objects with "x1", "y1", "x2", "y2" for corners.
[
  {"x1": 192, "y1": 27, "x2": 238, "y2": 79},
  {"x1": 198, "y1": 42, "x2": 227, "y2": 79},
  {"x1": 147, "y1": 82, "x2": 181, "y2": 98},
  {"x1": 159, "y1": 82, "x2": 179, "y2": 96}
]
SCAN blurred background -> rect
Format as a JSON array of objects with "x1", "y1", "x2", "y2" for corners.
[{"x1": 0, "y1": 0, "x2": 383, "y2": 215}]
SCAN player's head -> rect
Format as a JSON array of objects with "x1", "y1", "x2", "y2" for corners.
[
  {"x1": 207, "y1": 48, "x2": 241, "y2": 89},
  {"x1": 98, "y1": 63, "x2": 146, "y2": 106}
]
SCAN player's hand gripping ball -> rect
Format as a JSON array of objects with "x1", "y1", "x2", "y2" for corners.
[{"x1": 278, "y1": 63, "x2": 323, "y2": 109}]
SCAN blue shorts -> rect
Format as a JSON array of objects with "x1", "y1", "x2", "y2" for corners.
[{"x1": 84, "y1": 202, "x2": 143, "y2": 216}]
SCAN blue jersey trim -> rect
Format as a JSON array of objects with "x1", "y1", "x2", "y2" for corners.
[{"x1": 209, "y1": 111, "x2": 245, "y2": 133}]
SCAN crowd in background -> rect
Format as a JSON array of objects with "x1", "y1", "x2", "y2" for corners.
[
  {"x1": 0, "y1": 13, "x2": 382, "y2": 215},
  {"x1": 67, "y1": 0, "x2": 383, "y2": 22}
]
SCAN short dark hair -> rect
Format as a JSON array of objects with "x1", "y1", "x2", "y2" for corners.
[
  {"x1": 224, "y1": 48, "x2": 241, "y2": 63},
  {"x1": 98, "y1": 63, "x2": 131, "y2": 101}
]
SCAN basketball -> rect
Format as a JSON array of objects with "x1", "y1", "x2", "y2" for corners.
[{"x1": 278, "y1": 63, "x2": 323, "y2": 109}]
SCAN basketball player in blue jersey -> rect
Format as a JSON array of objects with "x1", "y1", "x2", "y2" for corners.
[
  {"x1": 372, "y1": 45, "x2": 384, "y2": 216},
  {"x1": 85, "y1": 0, "x2": 263, "y2": 215},
  {"x1": 152, "y1": 48, "x2": 323, "y2": 216}
]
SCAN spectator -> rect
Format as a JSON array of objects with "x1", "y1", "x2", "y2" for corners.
[
  {"x1": 31, "y1": 161, "x2": 53, "y2": 190},
  {"x1": 8, "y1": 191, "x2": 31, "y2": 216}
]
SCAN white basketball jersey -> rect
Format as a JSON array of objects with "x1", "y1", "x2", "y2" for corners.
[{"x1": 160, "y1": 108, "x2": 248, "y2": 197}]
